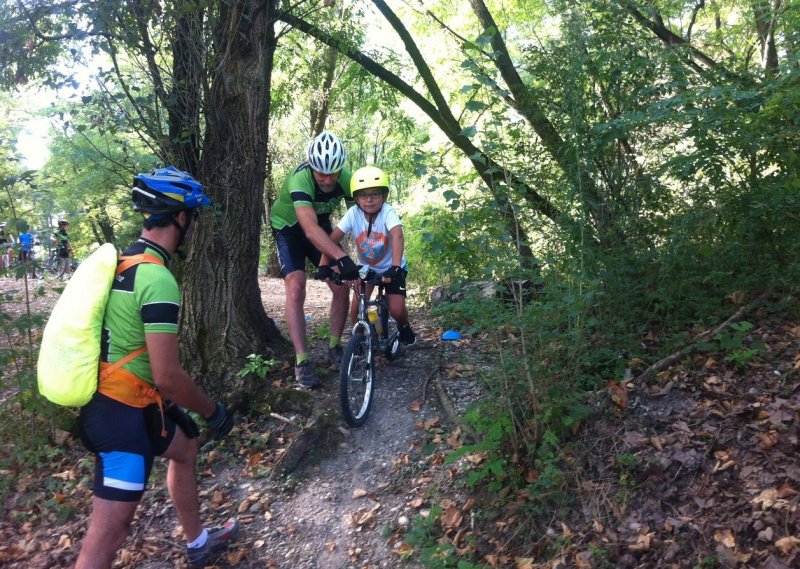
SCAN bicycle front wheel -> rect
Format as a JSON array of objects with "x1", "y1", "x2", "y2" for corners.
[
  {"x1": 340, "y1": 332, "x2": 375, "y2": 427},
  {"x1": 45, "y1": 256, "x2": 63, "y2": 277}
]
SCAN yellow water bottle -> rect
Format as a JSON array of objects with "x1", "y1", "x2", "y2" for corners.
[{"x1": 368, "y1": 307, "x2": 382, "y2": 335}]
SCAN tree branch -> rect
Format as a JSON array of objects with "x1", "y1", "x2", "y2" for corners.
[
  {"x1": 280, "y1": 12, "x2": 566, "y2": 231},
  {"x1": 617, "y1": 0, "x2": 742, "y2": 82},
  {"x1": 469, "y1": 0, "x2": 608, "y2": 241}
]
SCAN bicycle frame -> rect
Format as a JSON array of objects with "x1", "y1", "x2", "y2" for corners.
[
  {"x1": 337, "y1": 267, "x2": 401, "y2": 427},
  {"x1": 348, "y1": 269, "x2": 400, "y2": 358}
]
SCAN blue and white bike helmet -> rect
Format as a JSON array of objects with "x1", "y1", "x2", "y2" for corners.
[
  {"x1": 306, "y1": 131, "x2": 346, "y2": 174},
  {"x1": 132, "y1": 166, "x2": 212, "y2": 221}
]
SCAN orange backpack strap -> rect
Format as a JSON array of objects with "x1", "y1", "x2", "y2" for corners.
[
  {"x1": 99, "y1": 346, "x2": 148, "y2": 381},
  {"x1": 116, "y1": 253, "x2": 165, "y2": 275},
  {"x1": 98, "y1": 347, "x2": 166, "y2": 436}
]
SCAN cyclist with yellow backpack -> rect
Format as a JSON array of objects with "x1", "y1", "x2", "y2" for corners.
[{"x1": 75, "y1": 166, "x2": 238, "y2": 569}]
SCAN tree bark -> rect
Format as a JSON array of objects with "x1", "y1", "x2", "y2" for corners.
[
  {"x1": 170, "y1": 8, "x2": 203, "y2": 172},
  {"x1": 180, "y1": 0, "x2": 286, "y2": 400},
  {"x1": 752, "y1": 0, "x2": 781, "y2": 73},
  {"x1": 310, "y1": 45, "x2": 339, "y2": 136}
]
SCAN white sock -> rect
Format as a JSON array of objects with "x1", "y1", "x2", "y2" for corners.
[{"x1": 187, "y1": 528, "x2": 208, "y2": 549}]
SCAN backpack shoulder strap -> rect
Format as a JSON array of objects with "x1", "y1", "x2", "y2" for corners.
[
  {"x1": 105, "y1": 253, "x2": 166, "y2": 377},
  {"x1": 99, "y1": 346, "x2": 148, "y2": 380},
  {"x1": 116, "y1": 253, "x2": 165, "y2": 276}
]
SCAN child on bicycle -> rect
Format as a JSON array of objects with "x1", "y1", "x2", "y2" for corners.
[{"x1": 319, "y1": 165, "x2": 417, "y2": 345}]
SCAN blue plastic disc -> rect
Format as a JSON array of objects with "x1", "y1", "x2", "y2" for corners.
[{"x1": 442, "y1": 330, "x2": 462, "y2": 341}]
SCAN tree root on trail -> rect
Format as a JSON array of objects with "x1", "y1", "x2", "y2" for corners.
[
  {"x1": 635, "y1": 290, "x2": 772, "y2": 383},
  {"x1": 419, "y1": 367, "x2": 437, "y2": 403},
  {"x1": 433, "y1": 370, "x2": 461, "y2": 426},
  {"x1": 269, "y1": 409, "x2": 338, "y2": 478}
]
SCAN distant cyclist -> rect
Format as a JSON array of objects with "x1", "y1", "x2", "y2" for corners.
[
  {"x1": 54, "y1": 219, "x2": 72, "y2": 276},
  {"x1": 75, "y1": 166, "x2": 238, "y2": 569},
  {"x1": 270, "y1": 130, "x2": 360, "y2": 388},
  {"x1": 18, "y1": 230, "x2": 35, "y2": 277},
  {"x1": 0, "y1": 223, "x2": 10, "y2": 268},
  {"x1": 320, "y1": 165, "x2": 416, "y2": 345}
]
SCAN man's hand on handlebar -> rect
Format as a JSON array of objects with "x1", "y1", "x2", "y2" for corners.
[
  {"x1": 315, "y1": 263, "x2": 352, "y2": 286},
  {"x1": 335, "y1": 255, "x2": 360, "y2": 280},
  {"x1": 314, "y1": 265, "x2": 333, "y2": 281}
]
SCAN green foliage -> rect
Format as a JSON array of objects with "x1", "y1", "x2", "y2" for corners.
[
  {"x1": 694, "y1": 556, "x2": 720, "y2": 569},
  {"x1": 404, "y1": 201, "x2": 522, "y2": 290},
  {"x1": 405, "y1": 506, "x2": 484, "y2": 569},
  {"x1": 237, "y1": 353, "x2": 280, "y2": 380},
  {"x1": 311, "y1": 317, "x2": 332, "y2": 341},
  {"x1": 714, "y1": 321, "x2": 753, "y2": 351}
]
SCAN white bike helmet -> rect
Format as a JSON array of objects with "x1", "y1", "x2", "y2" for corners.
[{"x1": 307, "y1": 131, "x2": 346, "y2": 174}]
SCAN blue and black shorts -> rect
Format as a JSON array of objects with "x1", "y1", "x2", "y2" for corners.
[
  {"x1": 273, "y1": 220, "x2": 333, "y2": 277},
  {"x1": 78, "y1": 393, "x2": 176, "y2": 502}
]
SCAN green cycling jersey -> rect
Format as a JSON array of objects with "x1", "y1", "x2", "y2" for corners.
[
  {"x1": 270, "y1": 163, "x2": 353, "y2": 232},
  {"x1": 100, "y1": 239, "x2": 179, "y2": 386}
]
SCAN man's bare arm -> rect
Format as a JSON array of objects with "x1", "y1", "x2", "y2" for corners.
[
  {"x1": 146, "y1": 332, "x2": 215, "y2": 417},
  {"x1": 296, "y1": 205, "x2": 349, "y2": 260}
]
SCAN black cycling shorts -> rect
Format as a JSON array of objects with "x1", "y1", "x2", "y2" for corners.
[
  {"x1": 78, "y1": 393, "x2": 176, "y2": 502},
  {"x1": 383, "y1": 269, "x2": 408, "y2": 297},
  {"x1": 361, "y1": 268, "x2": 408, "y2": 297},
  {"x1": 273, "y1": 221, "x2": 333, "y2": 277}
]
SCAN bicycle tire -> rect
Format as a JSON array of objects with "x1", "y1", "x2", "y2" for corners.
[
  {"x1": 45, "y1": 256, "x2": 64, "y2": 277},
  {"x1": 384, "y1": 331, "x2": 401, "y2": 361},
  {"x1": 340, "y1": 332, "x2": 375, "y2": 427}
]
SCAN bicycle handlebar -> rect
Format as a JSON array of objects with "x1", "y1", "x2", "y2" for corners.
[{"x1": 318, "y1": 266, "x2": 384, "y2": 287}]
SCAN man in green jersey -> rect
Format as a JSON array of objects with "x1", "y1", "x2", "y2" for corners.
[
  {"x1": 76, "y1": 166, "x2": 238, "y2": 569},
  {"x1": 270, "y1": 131, "x2": 360, "y2": 388}
]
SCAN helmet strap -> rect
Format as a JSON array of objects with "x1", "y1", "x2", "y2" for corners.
[
  {"x1": 361, "y1": 207, "x2": 381, "y2": 238},
  {"x1": 171, "y1": 210, "x2": 193, "y2": 258}
]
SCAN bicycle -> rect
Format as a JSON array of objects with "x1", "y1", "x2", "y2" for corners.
[
  {"x1": 42, "y1": 253, "x2": 66, "y2": 278},
  {"x1": 334, "y1": 267, "x2": 401, "y2": 427}
]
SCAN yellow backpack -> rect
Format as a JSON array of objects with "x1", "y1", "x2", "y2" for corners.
[{"x1": 37, "y1": 244, "x2": 163, "y2": 407}]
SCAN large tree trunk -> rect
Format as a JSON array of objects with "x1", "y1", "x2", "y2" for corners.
[
  {"x1": 169, "y1": 8, "x2": 203, "y2": 173},
  {"x1": 180, "y1": 0, "x2": 286, "y2": 400}
]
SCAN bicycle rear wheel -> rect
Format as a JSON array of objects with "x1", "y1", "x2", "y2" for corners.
[
  {"x1": 340, "y1": 332, "x2": 374, "y2": 427},
  {"x1": 45, "y1": 256, "x2": 64, "y2": 277}
]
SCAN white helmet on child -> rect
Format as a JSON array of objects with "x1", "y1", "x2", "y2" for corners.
[{"x1": 307, "y1": 131, "x2": 346, "y2": 174}]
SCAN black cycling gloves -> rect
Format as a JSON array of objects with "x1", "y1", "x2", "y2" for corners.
[
  {"x1": 204, "y1": 402, "x2": 235, "y2": 440},
  {"x1": 382, "y1": 265, "x2": 402, "y2": 280},
  {"x1": 166, "y1": 403, "x2": 200, "y2": 439},
  {"x1": 336, "y1": 255, "x2": 360, "y2": 280},
  {"x1": 315, "y1": 265, "x2": 333, "y2": 281}
]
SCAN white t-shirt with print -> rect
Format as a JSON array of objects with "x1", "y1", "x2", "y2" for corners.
[{"x1": 336, "y1": 204, "x2": 407, "y2": 273}]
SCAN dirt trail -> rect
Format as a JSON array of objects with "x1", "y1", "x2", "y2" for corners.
[
  {"x1": 234, "y1": 277, "x2": 438, "y2": 568},
  {"x1": 241, "y1": 365, "x2": 430, "y2": 568}
]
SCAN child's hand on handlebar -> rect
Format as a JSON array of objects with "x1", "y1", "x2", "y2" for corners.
[{"x1": 381, "y1": 265, "x2": 402, "y2": 284}]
